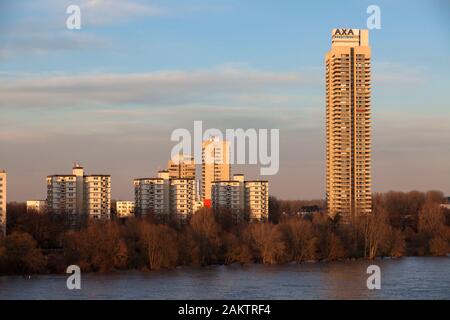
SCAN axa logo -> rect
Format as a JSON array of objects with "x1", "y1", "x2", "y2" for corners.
[{"x1": 334, "y1": 28, "x2": 355, "y2": 35}]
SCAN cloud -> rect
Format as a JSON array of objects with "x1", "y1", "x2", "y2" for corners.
[
  {"x1": 372, "y1": 61, "x2": 426, "y2": 86},
  {"x1": 0, "y1": 67, "x2": 310, "y2": 108},
  {"x1": 0, "y1": 31, "x2": 110, "y2": 60},
  {"x1": 80, "y1": 0, "x2": 169, "y2": 25},
  {"x1": 0, "y1": 0, "x2": 175, "y2": 60}
]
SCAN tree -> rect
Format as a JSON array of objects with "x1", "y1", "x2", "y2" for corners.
[
  {"x1": 418, "y1": 201, "x2": 450, "y2": 255},
  {"x1": 63, "y1": 221, "x2": 125, "y2": 272},
  {"x1": 279, "y1": 217, "x2": 317, "y2": 262},
  {"x1": 189, "y1": 208, "x2": 222, "y2": 265},
  {"x1": 0, "y1": 231, "x2": 46, "y2": 274},
  {"x1": 361, "y1": 204, "x2": 391, "y2": 260},
  {"x1": 244, "y1": 223, "x2": 285, "y2": 264},
  {"x1": 326, "y1": 233, "x2": 347, "y2": 261},
  {"x1": 139, "y1": 223, "x2": 178, "y2": 270},
  {"x1": 223, "y1": 232, "x2": 252, "y2": 265}
]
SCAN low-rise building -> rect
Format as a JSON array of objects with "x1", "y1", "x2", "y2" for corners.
[
  {"x1": 26, "y1": 200, "x2": 47, "y2": 213},
  {"x1": 116, "y1": 200, "x2": 135, "y2": 217}
]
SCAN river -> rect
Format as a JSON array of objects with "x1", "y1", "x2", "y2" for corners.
[{"x1": 0, "y1": 257, "x2": 449, "y2": 299}]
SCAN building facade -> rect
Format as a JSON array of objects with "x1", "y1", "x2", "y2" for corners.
[
  {"x1": 0, "y1": 170, "x2": 6, "y2": 236},
  {"x1": 46, "y1": 164, "x2": 111, "y2": 219},
  {"x1": 134, "y1": 170, "x2": 198, "y2": 221},
  {"x1": 212, "y1": 175, "x2": 245, "y2": 214},
  {"x1": 115, "y1": 200, "x2": 135, "y2": 217},
  {"x1": 168, "y1": 154, "x2": 196, "y2": 179},
  {"x1": 244, "y1": 180, "x2": 269, "y2": 221},
  {"x1": 46, "y1": 174, "x2": 77, "y2": 214},
  {"x1": 84, "y1": 175, "x2": 111, "y2": 219},
  {"x1": 134, "y1": 171, "x2": 170, "y2": 216},
  {"x1": 26, "y1": 200, "x2": 47, "y2": 213},
  {"x1": 326, "y1": 28, "x2": 372, "y2": 220},
  {"x1": 202, "y1": 136, "x2": 231, "y2": 207},
  {"x1": 212, "y1": 174, "x2": 269, "y2": 221}
]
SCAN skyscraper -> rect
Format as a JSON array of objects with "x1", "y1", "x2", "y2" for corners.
[
  {"x1": 0, "y1": 170, "x2": 6, "y2": 236},
  {"x1": 325, "y1": 28, "x2": 372, "y2": 220},
  {"x1": 201, "y1": 136, "x2": 231, "y2": 207}
]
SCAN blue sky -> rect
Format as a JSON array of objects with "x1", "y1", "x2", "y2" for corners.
[{"x1": 0, "y1": 0, "x2": 449, "y2": 201}]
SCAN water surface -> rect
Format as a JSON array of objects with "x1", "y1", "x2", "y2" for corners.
[{"x1": 0, "y1": 257, "x2": 449, "y2": 299}]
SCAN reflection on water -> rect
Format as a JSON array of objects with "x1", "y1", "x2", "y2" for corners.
[{"x1": 0, "y1": 257, "x2": 449, "y2": 299}]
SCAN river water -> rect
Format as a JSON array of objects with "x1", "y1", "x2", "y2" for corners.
[{"x1": 0, "y1": 257, "x2": 449, "y2": 299}]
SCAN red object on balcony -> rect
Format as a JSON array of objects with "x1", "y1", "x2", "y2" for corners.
[{"x1": 204, "y1": 199, "x2": 211, "y2": 208}]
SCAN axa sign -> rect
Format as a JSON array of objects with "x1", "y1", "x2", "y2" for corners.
[{"x1": 334, "y1": 29, "x2": 356, "y2": 35}]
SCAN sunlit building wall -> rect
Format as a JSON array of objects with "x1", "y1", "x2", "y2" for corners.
[
  {"x1": 0, "y1": 170, "x2": 6, "y2": 236},
  {"x1": 212, "y1": 174, "x2": 269, "y2": 221},
  {"x1": 168, "y1": 154, "x2": 196, "y2": 179},
  {"x1": 202, "y1": 136, "x2": 231, "y2": 207},
  {"x1": 46, "y1": 164, "x2": 111, "y2": 219},
  {"x1": 84, "y1": 175, "x2": 111, "y2": 219},
  {"x1": 26, "y1": 200, "x2": 47, "y2": 213},
  {"x1": 134, "y1": 171, "x2": 198, "y2": 220},
  {"x1": 116, "y1": 200, "x2": 135, "y2": 217},
  {"x1": 326, "y1": 28, "x2": 372, "y2": 220}
]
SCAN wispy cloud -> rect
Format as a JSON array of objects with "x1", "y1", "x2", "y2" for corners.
[
  {"x1": 0, "y1": 66, "x2": 310, "y2": 108},
  {"x1": 79, "y1": 0, "x2": 169, "y2": 25},
  {"x1": 0, "y1": 0, "x2": 227, "y2": 60},
  {"x1": 0, "y1": 31, "x2": 110, "y2": 60},
  {"x1": 372, "y1": 61, "x2": 426, "y2": 86}
]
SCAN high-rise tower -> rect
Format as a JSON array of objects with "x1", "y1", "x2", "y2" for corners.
[
  {"x1": 0, "y1": 170, "x2": 6, "y2": 236},
  {"x1": 201, "y1": 136, "x2": 231, "y2": 207},
  {"x1": 325, "y1": 28, "x2": 372, "y2": 220}
]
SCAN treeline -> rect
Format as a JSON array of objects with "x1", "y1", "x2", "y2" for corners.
[{"x1": 0, "y1": 190, "x2": 449, "y2": 275}]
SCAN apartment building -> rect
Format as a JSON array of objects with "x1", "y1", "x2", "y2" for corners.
[
  {"x1": 169, "y1": 178, "x2": 197, "y2": 221},
  {"x1": 244, "y1": 180, "x2": 269, "y2": 221},
  {"x1": 168, "y1": 154, "x2": 196, "y2": 179},
  {"x1": 202, "y1": 136, "x2": 231, "y2": 207},
  {"x1": 46, "y1": 164, "x2": 111, "y2": 219},
  {"x1": 116, "y1": 200, "x2": 135, "y2": 217},
  {"x1": 134, "y1": 170, "x2": 198, "y2": 220},
  {"x1": 212, "y1": 174, "x2": 269, "y2": 221},
  {"x1": 134, "y1": 171, "x2": 170, "y2": 216},
  {"x1": 0, "y1": 170, "x2": 6, "y2": 236},
  {"x1": 211, "y1": 174, "x2": 245, "y2": 214},
  {"x1": 26, "y1": 200, "x2": 47, "y2": 213},
  {"x1": 84, "y1": 174, "x2": 111, "y2": 219},
  {"x1": 46, "y1": 174, "x2": 77, "y2": 214},
  {"x1": 326, "y1": 28, "x2": 372, "y2": 220}
]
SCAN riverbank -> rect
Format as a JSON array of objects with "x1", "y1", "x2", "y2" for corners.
[{"x1": 2, "y1": 192, "x2": 449, "y2": 275}]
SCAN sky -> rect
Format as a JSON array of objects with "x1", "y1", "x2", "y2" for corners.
[{"x1": 0, "y1": 0, "x2": 449, "y2": 201}]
